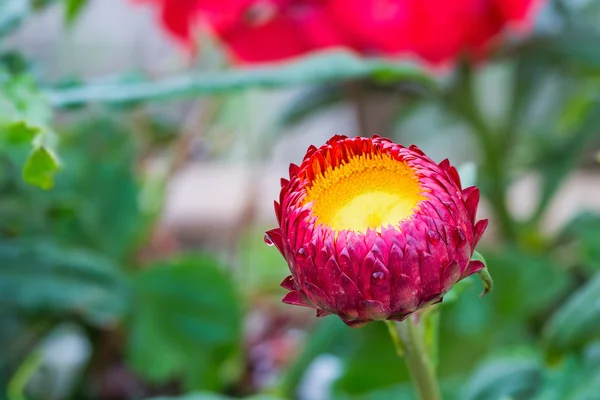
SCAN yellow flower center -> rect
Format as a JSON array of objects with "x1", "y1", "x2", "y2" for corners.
[{"x1": 304, "y1": 153, "x2": 426, "y2": 232}]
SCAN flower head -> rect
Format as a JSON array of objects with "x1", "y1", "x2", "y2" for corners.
[
  {"x1": 266, "y1": 135, "x2": 488, "y2": 327},
  {"x1": 327, "y1": 0, "x2": 542, "y2": 65},
  {"x1": 136, "y1": 0, "x2": 542, "y2": 65}
]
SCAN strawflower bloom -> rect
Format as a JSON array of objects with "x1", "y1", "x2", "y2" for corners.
[
  {"x1": 265, "y1": 135, "x2": 488, "y2": 327},
  {"x1": 135, "y1": 0, "x2": 542, "y2": 65}
]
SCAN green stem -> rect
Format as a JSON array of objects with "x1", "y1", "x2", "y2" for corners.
[
  {"x1": 384, "y1": 320, "x2": 404, "y2": 357},
  {"x1": 391, "y1": 318, "x2": 441, "y2": 400}
]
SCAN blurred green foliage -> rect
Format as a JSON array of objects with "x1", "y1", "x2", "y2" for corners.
[
  {"x1": 0, "y1": 76, "x2": 59, "y2": 189},
  {"x1": 126, "y1": 256, "x2": 242, "y2": 391},
  {"x1": 45, "y1": 52, "x2": 433, "y2": 108},
  {"x1": 1, "y1": 0, "x2": 600, "y2": 400},
  {"x1": 149, "y1": 393, "x2": 284, "y2": 400},
  {"x1": 0, "y1": 239, "x2": 128, "y2": 326}
]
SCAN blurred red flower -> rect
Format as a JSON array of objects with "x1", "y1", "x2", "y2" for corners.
[{"x1": 136, "y1": 0, "x2": 542, "y2": 65}]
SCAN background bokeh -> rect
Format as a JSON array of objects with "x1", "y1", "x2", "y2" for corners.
[{"x1": 2, "y1": 0, "x2": 600, "y2": 399}]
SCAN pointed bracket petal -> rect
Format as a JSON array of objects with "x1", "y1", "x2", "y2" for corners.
[{"x1": 472, "y1": 251, "x2": 493, "y2": 297}]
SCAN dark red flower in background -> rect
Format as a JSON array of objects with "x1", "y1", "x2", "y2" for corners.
[
  {"x1": 214, "y1": 0, "x2": 354, "y2": 63},
  {"x1": 136, "y1": 0, "x2": 542, "y2": 65},
  {"x1": 265, "y1": 136, "x2": 488, "y2": 327}
]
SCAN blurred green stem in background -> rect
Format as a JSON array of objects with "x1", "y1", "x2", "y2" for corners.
[
  {"x1": 7, "y1": 350, "x2": 42, "y2": 400},
  {"x1": 387, "y1": 318, "x2": 441, "y2": 400},
  {"x1": 44, "y1": 52, "x2": 434, "y2": 108},
  {"x1": 449, "y1": 62, "x2": 517, "y2": 242}
]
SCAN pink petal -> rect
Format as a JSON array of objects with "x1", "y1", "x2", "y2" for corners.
[{"x1": 282, "y1": 290, "x2": 316, "y2": 309}]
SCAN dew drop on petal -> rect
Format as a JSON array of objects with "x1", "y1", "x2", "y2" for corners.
[
  {"x1": 264, "y1": 233, "x2": 274, "y2": 246},
  {"x1": 454, "y1": 228, "x2": 467, "y2": 248},
  {"x1": 297, "y1": 247, "x2": 307, "y2": 260},
  {"x1": 371, "y1": 271, "x2": 386, "y2": 285},
  {"x1": 427, "y1": 230, "x2": 440, "y2": 244}
]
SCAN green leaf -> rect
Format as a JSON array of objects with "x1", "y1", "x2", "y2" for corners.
[
  {"x1": 3, "y1": 121, "x2": 40, "y2": 144},
  {"x1": 22, "y1": 146, "x2": 60, "y2": 189},
  {"x1": 147, "y1": 393, "x2": 283, "y2": 400},
  {"x1": 46, "y1": 51, "x2": 434, "y2": 107},
  {"x1": 0, "y1": 76, "x2": 60, "y2": 189},
  {"x1": 543, "y1": 273, "x2": 600, "y2": 353},
  {"x1": 462, "y1": 353, "x2": 543, "y2": 400},
  {"x1": 64, "y1": 0, "x2": 88, "y2": 25},
  {"x1": 126, "y1": 254, "x2": 242, "y2": 391},
  {"x1": 0, "y1": 116, "x2": 144, "y2": 259},
  {"x1": 0, "y1": 239, "x2": 129, "y2": 327},
  {"x1": 471, "y1": 251, "x2": 493, "y2": 297}
]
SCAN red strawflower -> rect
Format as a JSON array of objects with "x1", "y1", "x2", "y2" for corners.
[
  {"x1": 326, "y1": 0, "x2": 541, "y2": 64},
  {"x1": 136, "y1": 0, "x2": 542, "y2": 65},
  {"x1": 135, "y1": 0, "x2": 352, "y2": 61},
  {"x1": 214, "y1": 1, "x2": 353, "y2": 63},
  {"x1": 265, "y1": 135, "x2": 488, "y2": 327}
]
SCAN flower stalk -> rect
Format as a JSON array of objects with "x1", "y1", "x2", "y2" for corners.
[{"x1": 392, "y1": 317, "x2": 441, "y2": 400}]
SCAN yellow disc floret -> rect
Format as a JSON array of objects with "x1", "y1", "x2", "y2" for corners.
[{"x1": 304, "y1": 153, "x2": 425, "y2": 232}]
